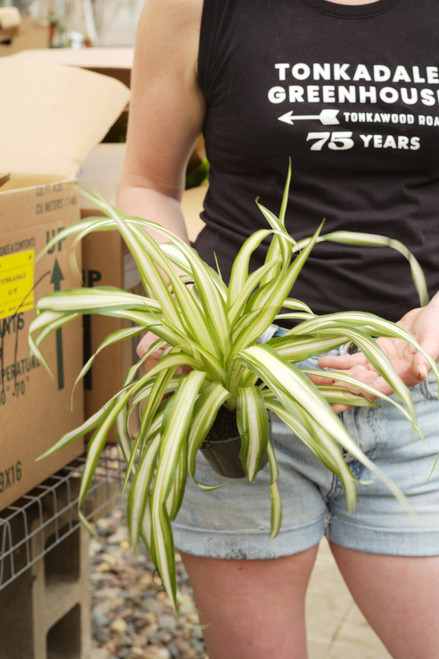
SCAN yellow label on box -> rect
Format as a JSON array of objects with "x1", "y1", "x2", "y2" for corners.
[{"x1": 0, "y1": 250, "x2": 35, "y2": 319}]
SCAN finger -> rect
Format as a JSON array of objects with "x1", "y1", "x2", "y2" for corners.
[
  {"x1": 137, "y1": 332, "x2": 153, "y2": 358},
  {"x1": 308, "y1": 373, "x2": 336, "y2": 386},
  {"x1": 411, "y1": 345, "x2": 437, "y2": 381},
  {"x1": 331, "y1": 403, "x2": 353, "y2": 414},
  {"x1": 410, "y1": 330, "x2": 439, "y2": 382},
  {"x1": 318, "y1": 352, "x2": 367, "y2": 369},
  {"x1": 412, "y1": 355, "x2": 429, "y2": 382}
]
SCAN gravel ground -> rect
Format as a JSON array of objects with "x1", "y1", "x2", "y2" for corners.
[{"x1": 90, "y1": 506, "x2": 208, "y2": 659}]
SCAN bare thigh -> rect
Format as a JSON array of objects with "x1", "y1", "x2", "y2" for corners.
[
  {"x1": 181, "y1": 543, "x2": 319, "y2": 659},
  {"x1": 330, "y1": 542, "x2": 439, "y2": 659}
]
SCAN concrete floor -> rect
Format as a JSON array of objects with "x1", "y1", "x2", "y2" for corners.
[{"x1": 306, "y1": 539, "x2": 391, "y2": 658}]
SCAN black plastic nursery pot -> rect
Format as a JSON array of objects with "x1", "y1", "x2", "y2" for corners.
[
  {"x1": 201, "y1": 434, "x2": 247, "y2": 478},
  {"x1": 200, "y1": 406, "x2": 269, "y2": 479}
]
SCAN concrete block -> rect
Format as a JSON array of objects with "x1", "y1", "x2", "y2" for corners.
[{"x1": 0, "y1": 513, "x2": 91, "y2": 658}]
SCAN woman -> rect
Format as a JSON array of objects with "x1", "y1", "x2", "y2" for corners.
[{"x1": 117, "y1": 1, "x2": 439, "y2": 656}]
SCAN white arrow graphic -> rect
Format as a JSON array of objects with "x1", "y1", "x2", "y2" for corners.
[{"x1": 278, "y1": 109, "x2": 340, "y2": 126}]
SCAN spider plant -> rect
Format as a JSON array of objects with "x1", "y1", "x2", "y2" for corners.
[{"x1": 29, "y1": 164, "x2": 439, "y2": 609}]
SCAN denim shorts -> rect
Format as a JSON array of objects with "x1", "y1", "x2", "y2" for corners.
[{"x1": 172, "y1": 330, "x2": 439, "y2": 559}]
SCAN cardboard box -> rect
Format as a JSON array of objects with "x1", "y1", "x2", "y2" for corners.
[
  {"x1": 11, "y1": 47, "x2": 133, "y2": 87},
  {"x1": 0, "y1": 57, "x2": 130, "y2": 509},
  {"x1": 0, "y1": 7, "x2": 21, "y2": 45},
  {"x1": 15, "y1": 50, "x2": 135, "y2": 442},
  {"x1": 13, "y1": 47, "x2": 132, "y2": 142},
  {"x1": 0, "y1": 17, "x2": 48, "y2": 57}
]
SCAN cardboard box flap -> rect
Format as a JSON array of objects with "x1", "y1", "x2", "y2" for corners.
[
  {"x1": 0, "y1": 7, "x2": 21, "y2": 30},
  {"x1": 0, "y1": 172, "x2": 11, "y2": 188},
  {"x1": 0, "y1": 57, "x2": 130, "y2": 178},
  {"x1": 12, "y1": 47, "x2": 133, "y2": 72}
]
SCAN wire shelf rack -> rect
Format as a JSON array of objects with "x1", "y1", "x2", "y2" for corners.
[{"x1": 0, "y1": 445, "x2": 125, "y2": 592}]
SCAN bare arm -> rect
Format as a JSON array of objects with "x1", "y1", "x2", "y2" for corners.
[{"x1": 116, "y1": 0, "x2": 205, "y2": 246}]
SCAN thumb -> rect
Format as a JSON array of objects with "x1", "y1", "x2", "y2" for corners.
[
  {"x1": 412, "y1": 355, "x2": 429, "y2": 382},
  {"x1": 411, "y1": 337, "x2": 438, "y2": 381}
]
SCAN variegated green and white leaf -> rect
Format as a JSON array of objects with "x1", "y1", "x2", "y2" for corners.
[
  {"x1": 126, "y1": 433, "x2": 161, "y2": 548},
  {"x1": 149, "y1": 370, "x2": 206, "y2": 609},
  {"x1": 149, "y1": 500, "x2": 178, "y2": 608},
  {"x1": 36, "y1": 399, "x2": 114, "y2": 460},
  {"x1": 166, "y1": 442, "x2": 189, "y2": 521},
  {"x1": 230, "y1": 305, "x2": 282, "y2": 362},
  {"x1": 187, "y1": 382, "x2": 231, "y2": 489},
  {"x1": 280, "y1": 298, "x2": 314, "y2": 314},
  {"x1": 304, "y1": 368, "x2": 423, "y2": 435},
  {"x1": 236, "y1": 386, "x2": 269, "y2": 481},
  {"x1": 257, "y1": 159, "x2": 295, "y2": 285},
  {"x1": 72, "y1": 324, "x2": 147, "y2": 405},
  {"x1": 316, "y1": 386, "x2": 376, "y2": 407},
  {"x1": 112, "y1": 350, "x2": 154, "y2": 463},
  {"x1": 318, "y1": 230, "x2": 429, "y2": 306},
  {"x1": 265, "y1": 439, "x2": 282, "y2": 539},
  {"x1": 268, "y1": 333, "x2": 347, "y2": 363},
  {"x1": 314, "y1": 327, "x2": 416, "y2": 420},
  {"x1": 29, "y1": 311, "x2": 81, "y2": 375},
  {"x1": 245, "y1": 221, "x2": 324, "y2": 314},
  {"x1": 256, "y1": 202, "x2": 291, "y2": 277},
  {"x1": 264, "y1": 396, "x2": 353, "y2": 480},
  {"x1": 228, "y1": 257, "x2": 282, "y2": 326},
  {"x1": 228, "y1": 228, "x2": 275, "y2": 307}
]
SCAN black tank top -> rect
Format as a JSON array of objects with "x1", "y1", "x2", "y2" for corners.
[{"x1": 195, "y1": 0, "x2": 439, "y2": 323}]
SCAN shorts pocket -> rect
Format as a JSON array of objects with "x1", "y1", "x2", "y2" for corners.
[{"x1": 419, "y1": 368, "x2": 439, "y2": 401}]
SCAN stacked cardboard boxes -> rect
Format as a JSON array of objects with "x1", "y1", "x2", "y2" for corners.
[
  {"x1": 11, "y1": 49, "x2": 135, "y2": 441},
  {"x1": 0, "y1": 56, "x2": 130, "y2": 509}
]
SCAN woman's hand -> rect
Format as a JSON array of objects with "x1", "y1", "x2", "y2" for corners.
[
  {"x1": 316, "y1": 291, "x2": 439, "y2": 411},
  {"x1": 136, "y1": 330, "x2": 168, "y2": 372}
]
